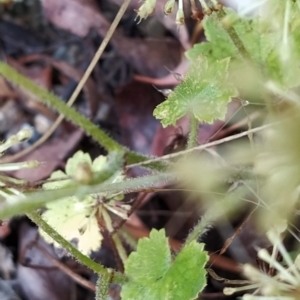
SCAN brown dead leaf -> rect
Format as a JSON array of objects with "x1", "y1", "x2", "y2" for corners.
[
  {"x1": 18, "y1": 54, "x2": 100, "y2": 117},
  {"x1": 134, "y1": 59, "x2": 190, "y2": 86},
  {"x1": 0, "y1": 76, "x2": 17, "y2": 100},
  {"x1": 0, "y1": 220, "x2": 10, "y2": 239},
  {"x1": 118, "y1": 37, "x2": 181, "y2": 77},
  {"x1": 115, "y1": 82, "x2": 164, "y2": 154},
  {"x1": 40, "y1": 0, "x2": 109, "y2": 38},
  {"x1": 0, "y1": 100, "x2": 26, "y2": 134},
  {"x1": 40, "y1": 0, "x2": 181, "y2": 77},
  {"x1": 151, "y1": 115, "x2": 190, "y2": 157},
  {"x1": 17, "y1": 223, "x2": 73, "y2": 300},
  {"x1": 6, "y1": 57, "x2": 57, "y2": 120}
]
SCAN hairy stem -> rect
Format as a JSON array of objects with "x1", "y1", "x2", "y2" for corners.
[
  {"x1": 214, "y1": 4, "x2": 254, "y2": 62},
  {"x1": 187, "y1": 115, "x2": 199, "y2": 149},
  {"x1": 127, "y1": 122, "x2": 271, "y2": 168},
  {"x1": 0, "y1": 62, "x2": 122, "y2": 152},
  {"x1": 0, "y1": 173, "x2": 175, "y2": 219},
  {"x1": 27, "y1": 211, "x2": 125, "y2": 284},
  {"x1": 0, "y1": 64, "x2": 167, "y2": 169},
  {"x1": 95, "y1": 274, "x2": 110, "y2": 300},
  {"x1": 184, "y1": 206, "x2": 218, "y2": 245},
  {"x1": 1, "y1": 0, "x2": 132, "y2": 165}
]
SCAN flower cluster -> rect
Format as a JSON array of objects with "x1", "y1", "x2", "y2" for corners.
[
  {"x1": 224, "y1": 220, "x2": 300, "y2": 299},
  {"x1": 135, "y1": 0, "x2": 221, "y2": 25}
]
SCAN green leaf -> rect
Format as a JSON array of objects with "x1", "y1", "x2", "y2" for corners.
[
  {"x1": 122, "y1": 229, "x2": 208, "y2": 300},
  {"x1": 154, "y1": 56, "x2": 237, "y2": 126},
  {"x1": 186, "y1": 11, "x2": 237, "y2": 62},
  {"x1": 42, "y1": 170, "x2": 70, "y2": 190},
  {"x1": 186, "y1": 8, "x2": 279, "y2": 65},
  {"x1": 92, "y1": 156, "x2": 107, "y2": 172},
  {"x1": 40, "y1": 194, "x2": 101, "y2": 255},
  {"x1": 186, "y1": 6, "x2": 300, "y2": 89}
]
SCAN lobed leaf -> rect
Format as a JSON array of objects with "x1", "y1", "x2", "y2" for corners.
[
  {"x1": 186, "y1": 11, "x2": 237, "y2": 62},
  {"x1": 41, "y1": 194, "x2": 101, "y2": 255},
  {"x1": 122, "y1": 229, "x2": 209, "y2": 300},
  {"x1": 154, "y1": 56, "x2": 237, "y2": 126}
]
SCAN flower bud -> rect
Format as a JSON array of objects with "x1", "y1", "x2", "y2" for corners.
[
  {"x1": 175, "y1": 8, "x2": 185, "y2": 26},
  {"x1": 135, "y1": 0, "x2": 157, "y2": 23},
  {"x1": 0, "y1": 160, "x2": 39, "y2": 171},
  {"x1": 73, "y1": 162, "x2": 93, "y2": 184},
  {"x1": 16, "y1": 128, "x2": 32, "y2": 142},
  {"x1": 0, "y1": 128, "x2": 32, "y2": 155},
  {"x1": 198, "y1": 0, "x2": 211, "y2": 15},
  {"x1": 26, "y1": 160, "x2": 40, "y2": 169},
  {"x1": 164, "y1": 0, "x2": 175, "y2": 15},
  {"x1": 223, "y1": 287, "x2": 236, "y2": 295}
]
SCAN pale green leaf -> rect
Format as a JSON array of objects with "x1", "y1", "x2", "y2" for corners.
[
  {"x1": 40, "y1": 194, "x2": 101, "y2": 255},
  {"x1": 42, "y1": 170, "x2": 70, "y2": 190},
  {"x1": 122, "y1": 229, "x2": 208, "y2": 300},
  {"x1": 154, "y1": 56, "x2": 237, "y2": 126},
  {"x1": 186, "y1": 6, "x2": 300, "y2": 88},
  {"x1": 186, "y1": 8, "x2": 279, "y2": 65}
]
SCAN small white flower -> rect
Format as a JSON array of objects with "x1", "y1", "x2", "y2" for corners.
[
  {"x1": 135, "y1": 0, "x2": 157, "y2": 23},
  {"x1": 223, "y1": 222, "x2": 300, "y2": 299},
  {"x1": 175, "y1": 0, "x2": 185, "y2": 26},
  {"x1": 164, "y1": 0, "x2": 176, "y2": 15}
]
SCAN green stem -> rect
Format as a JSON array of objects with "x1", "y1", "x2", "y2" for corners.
[
  {"x1": 184, "y1": 210, "x2": 215, "y2": 245},
  {"x1": 187, "y1": 115, "x2": 199, "y2": 149},
  {"x1": 0, "y1": 62, "x2": 121, "y2": 152},
  {"x1": 27, "y1": 211, "x2": 125, "y2": 284},
  {"x1": 126, "y1": 151, "x2": 167, "y2": 170},
  {"x1": 184, "y1": 186, "x2": 247, "y2": 245},
  {"x1": 95, "y1": 274, "x2": 110, "y2": 300},
  {"x1": 119, "y1": 229, "x2": 137, "y2": 250},
  {"x1": 0, "y1": 173, "x2": 175, "y2": 219},
  {"x1": 0, "y1": 62, "x2": 167, "y2": 169},
  {"x1": 112, "y1": 233, "x2": 128, "y2": 265},
  {"x1": 215, "y1": 7, "x2": 253, "y2": 62}
]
